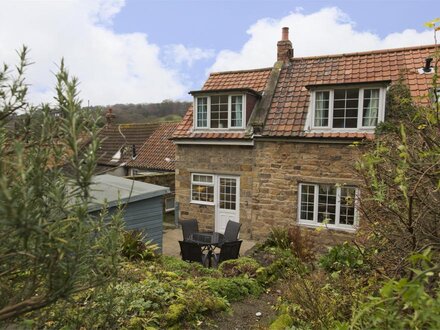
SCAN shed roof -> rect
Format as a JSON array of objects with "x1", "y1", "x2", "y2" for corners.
[{"x1": 88, "y1": 174, "x2": 169, "y2": 212}]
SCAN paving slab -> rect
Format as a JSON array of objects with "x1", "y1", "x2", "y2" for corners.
[{"x1": 162, "y1": 228, "x2": 256, "y2": 258}]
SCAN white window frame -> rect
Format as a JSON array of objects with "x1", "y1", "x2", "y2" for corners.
[
  {"x1": 310, "y1": 86, "x2": 386, "y2": 132},
  {"x1": 191, "y1": 173, "x2": 215, "y2": 205},
  {"x1": 193, "y1": 94, "x2": 246, "y2": 130},
  {"x1": 164, "y1": 196, "x2": 175, "y2": 212},
  {"x1": 297, "y1": 183, "x2": 359, "y2": 231},
  {"x1": 195, "y1": 96, "x2": 209, "y2": 129}
]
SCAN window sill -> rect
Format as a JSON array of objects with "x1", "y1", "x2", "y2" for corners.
[
  {"x1": 298, "y1": 221, "x2": 357, "y2": 233},
  {"x1": 190, "y1": 201, "x2": 215, "y2": 206}
]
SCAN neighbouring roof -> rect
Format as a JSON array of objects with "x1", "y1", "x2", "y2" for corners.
[
  {"x1": 173, "y1": 68, "x2": 272, "y2": 140},
  {"x1": 265, "y1": 45, "x2": 436, "y2": 138},
  {"x1": 88, "y1": 174, "x2": 169, "y2": 212},
  {"x1": 174, "y1": 44, "x2": 437, "y2": 140},
  {"x1": 97, "y1": 123, "x2": 160, "y2": 166},
  {"x1": 126, "y1": 122, "x2": 179, "y2": 171}
]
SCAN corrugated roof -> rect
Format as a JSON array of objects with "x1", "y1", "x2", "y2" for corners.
[{"x1": 127, "y1": 122, "x2": 179, "y2": 171}]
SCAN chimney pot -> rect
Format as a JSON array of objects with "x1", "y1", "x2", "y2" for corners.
[
  {"x1": 282, "y1": 27, "x2": 289, "y2": 41},
  {"x1": 277, "y1": 27, "x2": 293, "y2": 63}
]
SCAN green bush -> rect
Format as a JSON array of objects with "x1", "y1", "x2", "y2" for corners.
[
  {"x1": 266, "y1": 227, "x2": 291, "y2": 250},
  {"x1": 219, "y1": 257, "x2": 261, "y2": 278},
  {"x1": 348, "y1": 251, "x2": 440, "y2": 329},
  {"x1": 257, "y1": 248, "x2": 305, "y2": 285},
  {"x1": 319, "y1": 242, "x2": 366, "y2": 272},
  {"x1": 204, "y1": 277, "x2": 263, "y2": 302},
  {"x1": 121, "y1": 230, "x2": 159, "y2": 261}
]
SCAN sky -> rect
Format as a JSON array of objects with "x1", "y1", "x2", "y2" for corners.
[{"x1": 0, "y1": 0, "x2": 438, "y2": 106}]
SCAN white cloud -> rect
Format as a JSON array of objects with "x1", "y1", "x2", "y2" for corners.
[
  {"x1": 210, "y1": 7, "x2": 434, "y2": 72},
  {"x1": 0, "y1": 0, "x2": 189, "y2": 105},
  {"x1": 164, "y1": 44, "x2": 215, "y2": 67}
]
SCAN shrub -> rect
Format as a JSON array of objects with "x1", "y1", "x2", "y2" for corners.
[
  {"x1": 257, "y1": 248, "x2": 305, "y2": 285},
  {"x1": 121, "y1": 230, "x2": 159, "y2": 261},
  {"x1": 204, "y1": 277, "x2": 263, "y2": 302},
  {"x1": 219, "y1": 257, "x2": 261, "y2": 278},
  {"x1": 287, "y1": 225, "x2": 316, "y2": 262},
  {"x1": 348, "y1": 250, "x2": 440, "y2": 329},
  {"x1": 264, "y1": 226, "x2": 316, "y2": 262},
  {"x1": 319, "y1": 242, "x2": 366, "y2": 272},
  {"x1": 266, "y1": 227, "x2": 291, "y2": 249}
]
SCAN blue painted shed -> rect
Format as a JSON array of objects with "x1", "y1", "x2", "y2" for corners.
[{"x1": 88, "y1": 174, "x2": 169, "y2": 252}]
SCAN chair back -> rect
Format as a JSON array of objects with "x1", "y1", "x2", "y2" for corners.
[
  {"x1": 179, "y1": 241, "x2": 203, "y2": 264},
  {"x1": 223, "y1": 221, "x2": 241, "y2": 242},
  {"x1": 179, "y1": 219, "x2": 199, "y2": 240},
  {"x1": 218, "y1": 240, "x2": 242, "y2": 264}
]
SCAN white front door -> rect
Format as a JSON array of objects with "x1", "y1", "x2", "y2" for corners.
[{"x1": 215, "y1": 176, "x2": 240, "y2": 233}]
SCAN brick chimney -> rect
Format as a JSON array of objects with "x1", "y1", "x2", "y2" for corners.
[
  {"x1": 105, "y1": 107, "x2": 115, "y2": 126},
  {"x1": 277, "y1": 27, "x2": 293, "y2": 62}
]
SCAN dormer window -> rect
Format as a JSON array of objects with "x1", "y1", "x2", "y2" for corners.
[
  {"x1": 194, "y1": 94, "x2": 245, "y2": 129},
  {"x1": 311, "y1": 87, "x2": 386, "y2": 131}
]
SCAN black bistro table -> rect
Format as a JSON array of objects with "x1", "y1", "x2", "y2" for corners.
[{"x1": 187, "y1": 232, "x2": 224, "y2": 267}]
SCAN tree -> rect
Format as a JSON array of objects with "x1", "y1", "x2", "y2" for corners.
[
  {"x1": 0, "y1": 47, "x2": 123, "y2": 321},
  {"x1": 355, "y1": 25, "x2": 440, "y2": 275}
]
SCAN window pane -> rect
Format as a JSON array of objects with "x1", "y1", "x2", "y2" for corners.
[
  {"x1": 193, "y1": 174, "x2": 213, "y2": 183},
  {"x1": 220, "y1": 178, "x2": 237, "y2": 210},
  {"x1": 339, "y1": 187, "x2": 356, "y2": 225},
  {"x1": 211, "y1": 95, "x2": 229, "y2": 128},
  {"x1": 300, "y1": 184, "x2": 315, "y2": 221},
  {"x1": 231, "y1": 95, "x2": 243, "y2": 127},
  {"x1": 314, "y1": 91, "x2": 329, "y2": 127},
  {"x1": 192, "y1": 184, "x2": 214, "y2": 203},
  {"x1": 196, "y1": 97, "x2": 208, "y2": 127},
  {"x1": 333, "y1": 89, "x2": 359, "y2": 128},
  {"x1": 362, "y1": 89, "x2": 380, "y2": 127},
  {"x1": 318, "y1": 185, "x2": 336, "y2": 224}
]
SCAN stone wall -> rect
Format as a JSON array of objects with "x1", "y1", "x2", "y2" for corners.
[
  {"x1": 175, "y1": 140, "x2": 362, "y2": 244},
  {"x1": 175, "y1": 144, "x2": 255, "y2": 236},
  {"x1": 128, "y1": 172, "x2": 175, "y2": 192},
  {"x1": 251, "y1": 140, "x2": 361, "y2": 240}
]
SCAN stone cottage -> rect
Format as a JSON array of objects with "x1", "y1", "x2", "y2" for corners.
[{"x1": 172, "y1": 27, "x2": 437, "y2": 240}]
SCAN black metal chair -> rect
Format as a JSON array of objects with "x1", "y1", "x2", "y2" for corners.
[
  {"x1": 179, "y1": 219, "x2": 199, "y2": 241},
  {"x1": 179, "y1": 240, "x2": 207, "y2": 265},
  {"x1": 223, "y1": 221, "x2": 242, "y2": 242},
  {"x1": 213, "y1": 240, "x2": 242, "y2": 266}
]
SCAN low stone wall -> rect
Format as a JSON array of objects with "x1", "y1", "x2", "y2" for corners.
[{"x1": 127, "y1": 172, "x2": 175, "y2": 192}]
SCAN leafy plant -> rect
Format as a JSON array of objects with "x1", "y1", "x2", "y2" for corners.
[
  {"x1": 348, "y1": 250, "x2": 440, "y2": 329},
  {"x1": 219, "y1": 257, "x2": 261, "y2": 278},
  {"x1": 121, "y1": 230, "x2": 158, "y2": 261},
  {"x1": 319, "y1": 242, "x2": 367, "y2": 272},
  {"x1": 0, "y1": 48, "x2": 123, "y2": 321}
]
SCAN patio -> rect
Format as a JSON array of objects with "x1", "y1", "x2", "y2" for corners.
[{"x1": 162, "y1": 227, "x2": 257, "y2": 258}]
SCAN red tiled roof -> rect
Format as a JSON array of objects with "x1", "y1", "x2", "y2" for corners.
[
  {"x1": 97, "y1": 123, "x2": 160, "y2": 166},
  {"x1": 203, "y1": 68, "x2": 272, "y2": 93},
  {"x1": 175, "y1": 44, "x2": 437, "y2": 140},
  {"x1": 127, "y1": 122, "x2": 178, "y2": 171},
  {"x1": 173, "y1": 68, "x2": 272, "y2": 139},
  {"x1": 263, "y1": 45, "x2": 437, "y2": 137}
]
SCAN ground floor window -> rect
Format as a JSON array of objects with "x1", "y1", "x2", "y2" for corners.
[
  {"x1": 191, "y1": 174, "x2": 215, "y2": 204},
  {"x1": 164, "y1": 196, "x2": 175, "y2": 212},
  {"x1": 298, "y1": 183, "x2": 358, "y2": 229}
]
